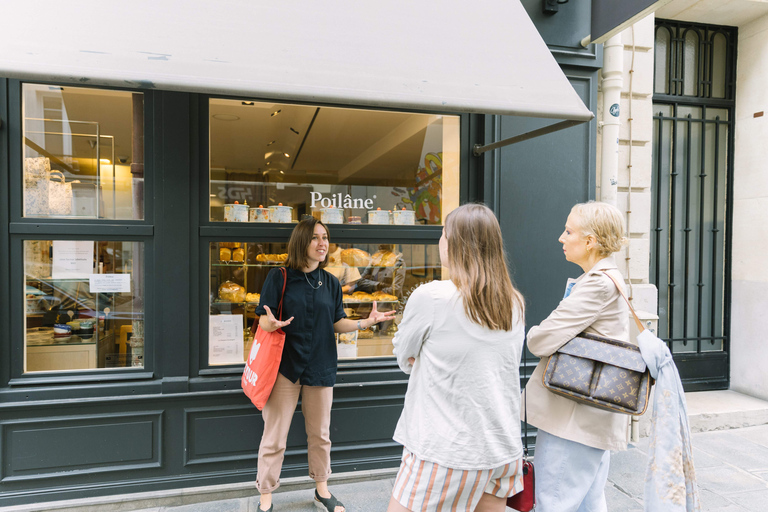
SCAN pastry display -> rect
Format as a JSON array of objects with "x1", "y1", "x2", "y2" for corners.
[
  {"x1": 219, "y1": 242, "x2": 242, "y2": 249},
  {"x1": 232, "y1": 248, "x2": 245, "y2": 262},
  {"x1": 338, "y1": 331, "x2": 358, "y2": 343},
  {"x1": 371, "y1": 250, "x2": 397, "y2": 267},
  {"x1": 372, "y1": 291, "x2": 398, "y2": 302},
  {"x1": 357, "y1": 329, "x2": 374, "y2": 339},
  {"x1": 341, "y1": 248, "x2": 371, "y2": 267},
  {"x1": 256, "y1": 253, "x2": 288, "y2": 263},
  {"x1": 246, "y1": 292, "x2": 260, "y2": 303},
  {"x1": 218, "y1": 281, "x2": 246, "y2": 303},
  {"x1": 219, "y1": 247, "x2": 231, "y2": 261},
  {"x1": 353, "y1": 291, "x2": 374, "y2": 302}
]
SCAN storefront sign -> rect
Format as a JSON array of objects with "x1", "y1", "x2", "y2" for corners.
[
  {"x1": 89, "y1": 274, "x2": 131, "y2": 293},
  {"x1": 310, "y1": 192, "x2": 374, "y2": 210},
  {"x1": 209, "y1": 314, "x2": 244, "y2": 365},
  {"x1": 51, "y1": 241, "x2": 94, "y2": 279}
]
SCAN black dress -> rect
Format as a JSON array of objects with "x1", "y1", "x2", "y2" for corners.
[{"x1": 255, "y1": 266, "x2": 346, "y2": 387}]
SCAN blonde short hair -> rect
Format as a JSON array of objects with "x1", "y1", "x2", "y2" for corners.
[{"x1": 570, "y1": 201, "x2": 627, "y2": 257}]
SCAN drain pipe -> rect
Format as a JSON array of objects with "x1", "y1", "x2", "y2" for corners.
[{"x1": 600, "y1": 34, "x2": 623, "y2": 206}]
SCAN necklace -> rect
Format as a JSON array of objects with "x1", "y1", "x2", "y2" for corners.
[{"x1": 304, "y1": 271, "x2": 322, "y2": 289}]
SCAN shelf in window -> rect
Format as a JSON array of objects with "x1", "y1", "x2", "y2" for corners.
[{"x1": 212, "y1": 263, "x2": 283, "y2": 267}]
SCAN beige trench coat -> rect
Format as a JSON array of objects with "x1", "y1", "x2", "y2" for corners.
[{"x1": 523, "y1": 255, "x2": 632, "y2": 452}]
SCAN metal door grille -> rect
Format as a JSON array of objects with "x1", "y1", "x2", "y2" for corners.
[{"x1": 651, "y1": 20, "x2": 736, "y2": 390}]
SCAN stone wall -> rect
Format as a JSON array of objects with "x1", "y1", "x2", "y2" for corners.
[
  {"x1": 596, "y1": 14, "x2": 658, "y2": 318},
  {"x1": 730, "y1": 12, "x2": 768, "y2": 401}
]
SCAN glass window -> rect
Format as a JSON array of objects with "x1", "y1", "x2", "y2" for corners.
[
  {"x1": 24, "y1": 240, "x2": 144, "y2": 372},
  {"x1": 209, "y1": 99, "x2": 460, "y2": 226},
  {"x1": 208, "y1": 241, "x2": 442, "y2": 365},
  {"x1": 22, "y1": 84, "x2": 144, "y2": 220}
]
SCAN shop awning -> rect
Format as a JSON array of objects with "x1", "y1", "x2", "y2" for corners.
[{"x1": 0, "y1": 1, "x2": 592, "y2": 127}]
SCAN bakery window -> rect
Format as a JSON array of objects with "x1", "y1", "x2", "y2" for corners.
[
  {"x1": 208, "y1": 241, "x2": 442, "y2": 365},
  {"x1": 24, "y1": 240, "x2": 145, "y2": 372},
  {"x1": 208, "y1": 99, "x2": 460, "y2": 226},
  {"x1": 22, "y1": 84, "x2": 144, "y2": 220}
]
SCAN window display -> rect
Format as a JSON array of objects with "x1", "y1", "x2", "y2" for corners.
[
  {"x1": 208, "y1": 99, "x2": 460, "y2": 225},
  {"x1": 24, "y1": 240, "x2": 144, "y2": 372},
  {"x1": 208, "y1": 241, "x2": 441, "y2": 365},
  {"x1": 22, "y1": 84, "x2": 145, "y2": 220}
]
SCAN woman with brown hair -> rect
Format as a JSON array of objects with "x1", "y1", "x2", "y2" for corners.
[
  {"x1": 254, "y1": 218, "x2": 395, "y2": 512},
  {"x1": 387, "y1": 203, "x2": 526, "y2": 512}
]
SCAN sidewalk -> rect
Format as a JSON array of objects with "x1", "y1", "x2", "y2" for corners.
[{"x1": 129, "y1": 424, "x2": 768, "y2": 512}]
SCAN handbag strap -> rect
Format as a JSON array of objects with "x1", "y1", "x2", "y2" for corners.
[
  {"x1": 277, "y1": 267, "x2": 287, "y2": 321},
  {"x1": 601, "y1": 270, "x2": 645, "y2": 333},
  {"x1": 522, "y1": 334, "x2": 529, "y2": 458},
  {"x1": 251, "y1": 267, "x2": 288, "y2": 337}
]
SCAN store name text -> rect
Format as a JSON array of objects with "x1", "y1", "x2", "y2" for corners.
[{"x1": 310, "y1": 192, "x2": 374, "y2": 209}]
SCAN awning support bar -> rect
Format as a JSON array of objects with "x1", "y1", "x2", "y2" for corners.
[{"x1": 472, "y1": 119, "x2": 587, "y2": 156}]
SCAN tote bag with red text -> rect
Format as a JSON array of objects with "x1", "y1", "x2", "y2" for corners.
[{"x1": 241, "y1": 268, "x2": 287, "y2": 410}]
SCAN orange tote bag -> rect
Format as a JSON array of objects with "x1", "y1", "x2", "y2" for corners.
[{"x1": 242, "y1": 267, "x2": 287, "y2": 410}]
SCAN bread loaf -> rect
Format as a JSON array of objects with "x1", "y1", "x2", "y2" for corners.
[
  {"x1": 341, "y1": 248, "x2": 371, "y2": 267},
  {"x1": 218, "y1": 281, "x2": 246, "y2": 302},
  {"x1": 371, "y1": 250, "x2": 397, "y2": 267}
]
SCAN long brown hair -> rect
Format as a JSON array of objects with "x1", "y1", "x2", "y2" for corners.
[
  {"x1": 284, "y1": 218, "x2": 329, "y2": 271},
  {"x1": 444, "y1": 204, "x2": 524, "y2": 331}
]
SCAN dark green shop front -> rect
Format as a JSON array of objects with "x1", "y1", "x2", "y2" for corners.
[{"x1": 0, "y1": 5, "x2": 602, "y2": 508}]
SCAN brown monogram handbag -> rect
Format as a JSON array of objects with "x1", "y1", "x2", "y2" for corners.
[{"x1": 542, "y1": 272, "x2": 653, "y2": 415}]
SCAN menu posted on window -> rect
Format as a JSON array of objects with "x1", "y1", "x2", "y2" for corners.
[
  {"x1": 51, "y1": 241, "x2": 94, "y2": 279},
  {"x1": 209, "y1": 314, "x2": 244, "y2": 365}
]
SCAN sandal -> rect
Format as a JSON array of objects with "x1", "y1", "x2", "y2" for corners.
[
  {"x1": 257, "y1": 502, "x2": 273, "y2": 512},
  {"x1": 314, "y1": 489, "x2": 345, "y2": 512}
]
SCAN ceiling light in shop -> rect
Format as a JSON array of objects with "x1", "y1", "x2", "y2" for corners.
[
  {"x1": 99, "y1": 158, "x2": 111, "y2": 164},
  {"x1": 271, "y1": 109, "x2": 281, "y2": 117},
  {"x1": 212, "y1": 114, "x2": 240, "y2": 121},
  {"x1": 267, "y1": 140, "x2": 276, "y2": 146},
  {"x1": 241, "y1": 101, "x2": 255, "y2": 106},
  {"x1": 284, "y1": 153, "x2": 290, "y2": 158}
]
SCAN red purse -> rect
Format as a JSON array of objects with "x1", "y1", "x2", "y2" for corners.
[
  {"x1": 241, "y1": 268, "x2": 287, "y2": 410},
  {"x1": 507, "y1": 336, "x2": 536, "y2": 511},
  {"x1": 507, "y1": 459, "x2": 535, "y2": 511}
]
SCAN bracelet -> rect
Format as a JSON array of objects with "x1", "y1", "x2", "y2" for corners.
[{"x1": 357, "y1": 320, "x2": 362, "y2": 330}]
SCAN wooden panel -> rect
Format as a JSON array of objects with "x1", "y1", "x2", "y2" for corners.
[
  {"x1": 2, "y1": 412, "x2": 161, "y2": 480},
  {"x1": 26, "y1": 343, "x2": 97, "y2": 372}
]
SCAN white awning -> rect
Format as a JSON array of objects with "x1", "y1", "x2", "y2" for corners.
[{"x1": 0, "y1": 0, "x2": 592, "y2": 122}]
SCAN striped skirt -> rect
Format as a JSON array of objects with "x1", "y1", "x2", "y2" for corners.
[{"x1": 392, "y1": 449, "x2": 524, "y2": 512}]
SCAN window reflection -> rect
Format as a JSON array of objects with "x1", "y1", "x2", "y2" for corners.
[
  {"x1": 22, "y1": 84, "x2": 144, "y2": 220},
  {"x1": 208, "y1": 241, "x2": 442, "y2": 364},
  {"x1": 24, "y1": 240, "x2": 144, "y2": 372},
  {"x1": 209, "y1": 99, "x2": 460, "y2": 225}
]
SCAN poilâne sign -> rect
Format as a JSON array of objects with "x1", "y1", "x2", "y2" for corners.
[{"x1": 310, "y1": 192, "x2": 374, "y2": 209}]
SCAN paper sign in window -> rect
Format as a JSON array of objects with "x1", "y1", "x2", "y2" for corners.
[{"x1": 209, "y1": 314, "x2": 245, "y2": 365}]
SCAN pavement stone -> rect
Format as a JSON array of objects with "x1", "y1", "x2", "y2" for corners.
[
  {"x1": 696, "y1": 466, "x2": 768, "y2": 495},
  {"x1": 603, "y1": 482, "x2": 643, "y2": 511},
  {"x1": 605, "y1": 447, "x2": 647, "y2": 500},
  {"x1": 727, "y1": 488, "x2": 768, "y2": 511},
  {"x1": 698, "y1": 489, "x2": 743, "y2": 512},
  {"x1": 693, "y1": 430, "x2": 768, "y2": 472},
  {"x1": 733, "y1": 424, "x2": 768, "y2": 449}
]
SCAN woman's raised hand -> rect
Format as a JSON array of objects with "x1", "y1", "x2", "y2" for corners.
[
  {"x1": 368, "y1": 301, "x2": 397, "y2": 324},
  {"x1": 263, "y1": 305, "x2": 294, "y2": 330}
]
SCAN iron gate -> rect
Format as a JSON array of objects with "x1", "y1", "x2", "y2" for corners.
[{"x1": 651, "y1": 20, "x2": 736, "y2": 390}]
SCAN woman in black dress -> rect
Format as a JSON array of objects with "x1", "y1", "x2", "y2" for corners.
[{"x1": 254, "y1": 218, "x2": 395, "y2": 512}]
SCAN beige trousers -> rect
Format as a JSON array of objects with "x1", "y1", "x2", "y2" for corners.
[{"x1": 256, "y1": 373, "x2": 334, "y2": 493}]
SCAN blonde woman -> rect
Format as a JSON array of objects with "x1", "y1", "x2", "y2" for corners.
[
  {"x1": 387, "y1": 204, "x2": 526, "y2": 512},
  {"x1": 523, "y1": 201, "x2": 629, "y2": 512}
]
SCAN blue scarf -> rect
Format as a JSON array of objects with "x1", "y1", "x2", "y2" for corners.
[{"x1": 637, "y1": 330, "x2": 701, "y2": 511}]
